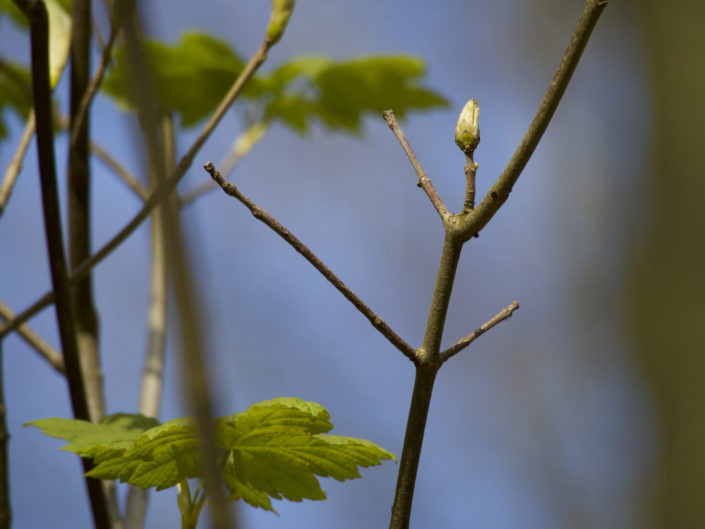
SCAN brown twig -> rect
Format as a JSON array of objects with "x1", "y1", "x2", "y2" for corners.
[
  {"x1": 389, "y1": 2, "x2": 607, "y2": 527},
  {"x1": 462, "y1": 153, "x2": 477, "y2": 213},
  {"x1": 0, "y1": 300, "x2": 64, "y2": 374},
  {"x1": 205, "y1": 161, "x2": 417, "y2": 362},
  {"x1": 69, "y1": 14, "x2": 120, "y2": 150},
  {"x1": 0, "y1": 112, "x2": 35, "y2": 217},
  {"x1": 440, "y1": 301, "x2": 519, "y2": 363},
  {"x1": 459, "y1": 0, "x2": 608, "y2": 242},
  {"x1": 91, "y1": 141, "x2": 149, "y2": 200},
  {"x1": 0, "y1": 341, "x2": 10, "y2": 529},
  {"x1": 382, "y1": 110, "x2": 450, "y2": 223}
]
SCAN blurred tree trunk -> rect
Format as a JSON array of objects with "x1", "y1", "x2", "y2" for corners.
[{"x1": 627, "y1": 1, "x2": 705, "y2": 527}]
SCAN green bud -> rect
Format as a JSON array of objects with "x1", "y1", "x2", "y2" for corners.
[
  {"x1": 266, "y1": 0, "x2": 296, "y2": 44},
  {"x1": 454, "y1": 98, "x2": 480, "y2": 154}
]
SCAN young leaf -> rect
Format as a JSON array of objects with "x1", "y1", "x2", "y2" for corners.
[
  {"x1": 216, "y1": 398, "x2": 395, "y2": 512},
  {"x1": 26, "y1": 413, "x2": 159, "y2": 461},
  {"x1": 101, "y1": 32, "x2": 255, "y2": 127},
  {"x1": 261, "y1": 55, "x2": 448, "y2": 134},
  {"x1": 87, "y1": 418, "x2": 202, "y2": 491}
]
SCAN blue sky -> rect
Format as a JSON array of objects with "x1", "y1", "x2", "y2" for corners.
[{"x1": 0, "y1": 1, "x2": 653, "y2": 528}]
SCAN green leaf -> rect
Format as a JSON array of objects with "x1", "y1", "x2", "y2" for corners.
[
  {"x1": 46, "y1": 0, "x2": 71, "y2": 88},
  {"x1": 88, "y1": 418, "x2": 202, "y2": 491},
  {"x1": 26, "y1": 414, "x2": 159, "y2": 457},
  {"x1": 259, "y1": 54, "x2": 448, "y2": 134},
  {"x1": 28, "y1": 398, "x2": 395, "y2": 513},
  {"x1": 0, "y1": 60, "x2": 32, "y2": 138},
  {"x1": 216, "y1": 398, "x2": 395, "y2": 512},
  {"x1": 101, "y1": 32, "x2": 253, "y2": 127}
]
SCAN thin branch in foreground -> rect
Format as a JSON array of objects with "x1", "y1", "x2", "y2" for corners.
[
  {"x1": 14, "y1": 1, "x2": 111, "y2": 527},
  {"x1": 69, "y1": 15, "x2": 121, "y2": 150},
  {"x1": 91, "y1": 141, "x2": 149, "y2": 200},
  {"x1": 205, "y1": 161, "x2": 417, "y2": 362},
  {"x1": 0, "y1": 112, "x2": 35, "y2": 217},
  {"x1": 440, "y1": 300, "x2": 519, "y2": 363},
  {"x1": 0, "y1": 300, "x2": 64, "y2": 375},
  {"x1": 382, "y1": 110, "x2": 450, "y2": 223},
  {"x1": 0, "y1": 38, "x2": 273, "y2": 340}
]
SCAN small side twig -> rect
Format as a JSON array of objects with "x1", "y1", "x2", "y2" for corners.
[
  {"x1": 0, "y1": 111, "x2": 36, "y2": 217},
  {"x1": 91, "y1": 141, "x2": 149, "y2": 200},
  {"x1": 440, "y1": 301, "x2": 519, "y2": 363},
  {"x1": 462, "y1": 154, "x2": 477, "y2": 213},
  {"x1": 0, "y1": 300, "x2": 64, "y2": 375},
  {"x1": 69, "y1": 12, "x2": 121, "y2": 150},
  {"x1": 205, "y1": 161, "x2": 417, "y2": 362},
  {"x1": 382, "y1": 110, "x2": 450, "y2": 223}
]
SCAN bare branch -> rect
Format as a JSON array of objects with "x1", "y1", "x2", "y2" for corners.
[
  {"x1": 0, "y1": 300, "x2": 64, "y2": 375},
  {"x1": 0, "y1": 112, "x2": 35, "y2": 217},
  {"x1": 440, "y1": 301, "x2": 519, "y2": 363},
  {"x1": 91, "y1": 141, "x2": 149, "y2": 200},
  {"x1": 69, "y1": 13, "x2": 121, "y2": 150},
  {"x1": 460, "y1": 0, "x2": 608, "y2": 241},
  {"x1": 382, "y1": 110, "x2": 450, "y2": 223},
  {"x1": 205, "y1": 161, "x2": 417, "y2": 362}
]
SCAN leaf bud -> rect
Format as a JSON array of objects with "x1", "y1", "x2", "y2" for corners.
[
  {"x1": 266, "y1": 0, "x2": 296, "y2": 45},
  {"x1": 454, "y1": 98, "x2": 480, "y2": 154}
]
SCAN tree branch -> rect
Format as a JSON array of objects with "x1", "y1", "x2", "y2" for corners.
[
  {"x1": 0, "y1": 299, "x2": 64, "y2": 375},
  {"x1": 12, "y1": 1, "x2": 111, "y2": 527},
  {"x1": 459, "y1": 0, "x2": 607, "y2": 241},
  {"x1": 205, "y1": 161, "x2": 417, "y2": 362},
  {"x1": 383, "y1": 110, "x2": 450, "y2": 223},
  {"x1": 0, "y1": 111, "x2": 35, "y2": 217},
  {"x1": 0, "y1": 341, "x2": 11, "y2": 529},
  {"x1": 440, "y1": 300, "x2": 519, "y2": 363},
  {"x1": 0, "y1": 36, "x2": 274, "y2": 340}
]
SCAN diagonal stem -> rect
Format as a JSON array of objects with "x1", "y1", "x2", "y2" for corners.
[
  {"x1": 440, "y1": 300, "x2": 519, "y2": 363},
  {"x1": 383, "y1": 110, "x2": 450, "y2": 223},
  {"x1": 205, "y1": 162, "x2": 417, "y2": 361}
]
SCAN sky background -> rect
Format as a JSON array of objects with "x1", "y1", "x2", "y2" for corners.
[{"x1": 1, "y1": 1, "x2": 655, "y2": 528}]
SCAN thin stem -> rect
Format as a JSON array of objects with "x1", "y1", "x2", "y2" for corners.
[
  {"x1": 68, "y1": 0, "x2": 106, "y2": 424},
  {"x1": 13, "y1": 1, "x2": 111, "y2": 527},
  {"x1": 462, "y1": 153, "x2": 477, "y2": 213},
  {"x1": 0, "y1": 299, "x2": 64, "y2": 374},
  {"x1": 389, "y1": 365, "x2": 438, "y2": 529},
  {"x1": 124, "y1": 113, "x2": 173, "y2": 529},
  {"x1": 0, "y1": 111, "x2": 35, "y2": 217},
  {"x1": 0, "y1": 37, "x2": 273, "y2": 340},
  {"x1": 0, "y1": 342, "x2": 10, "y2": 529},
  {"x1": 460, "y1": 0, "x2": 608, "y2": 241},
  {"x1": 440, "y1": 300, "x2": 519, "y2": 363},
  {"x1": 382, "y1": 110, "x2": 450, "y2": 223},
  {"x1": 91, "y1": 140, "x2": 149, "y2": 200},
  {"x1": 205, "y1": 162, "x2": 417, "y2": 362},
  {"x1": 69, "y1": 12, "x2": 121, "y2": 150}
]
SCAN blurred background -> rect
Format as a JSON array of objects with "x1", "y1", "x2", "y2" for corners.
[{"x1": 1, "y1": 0, "x2": 703, "y2": 528}]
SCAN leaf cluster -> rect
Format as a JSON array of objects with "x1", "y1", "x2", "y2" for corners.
[
  {"x1": 27, "y1": 397, "x2": 395, "y2": 513},
  {"x1": 100, "y1": 31, "x2": 448, "y2": 133}
]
